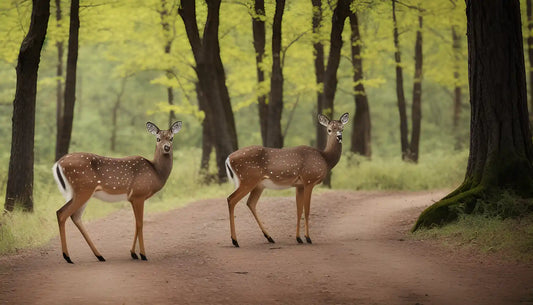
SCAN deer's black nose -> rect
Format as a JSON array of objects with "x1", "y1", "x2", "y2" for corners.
[
  {"x1": 336, "y1": 133, "x2": 342, "y2": 143},
  {"x1": 164, "y1": 144, "x2": 171, "y2": 152}
]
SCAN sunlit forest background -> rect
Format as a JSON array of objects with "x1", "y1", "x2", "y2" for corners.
[{"x1": 1, "y1": 0, "x2": 528, "y2": 251}]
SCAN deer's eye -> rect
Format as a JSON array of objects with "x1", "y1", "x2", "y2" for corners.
[
  {"x1": 157, "y1": 138, "x2": 161, "y2": 142},
  {"x1": 328, "y1": 129, "x2": 332, "y2": 133}
]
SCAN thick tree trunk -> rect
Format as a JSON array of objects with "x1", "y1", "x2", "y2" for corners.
[
  {"x1": 413, "y1": 0, "x2": 533, "y2": 231},
  {"x1": 392, "y1": 0, "x2": 409, "y2": 161},
  {"x1": 56, "y1": 0, "x2": 79, "y2": 159},
  {"x1": 526, "y1": 0, "x2": 533, "y2": 126},
  {"x1": 252, "y1": 0, "x2": 268, "y2": 146},
  {"x1": 179, "y1": 0, "x2": 238, "y2": 183},
  {"x1": 349, "y1": 10, "x2": 371, "y2": 157},
  {"x1": 311, "y1": 0, "x2": 326, "y2": 150},
  {"x1": 5, "y1": 0, "x2": 50, "y2": 212},
  {"x1": 408, "y1": 14, "x2": 423, "y2": 163},
  {"x1": 452, "y1": 25, "x2": 462, "y2": 146},
  {"x1": 54, "y1": 0, "x2": 64, "y2": 161},
  {"x1": 266, "y1": 0, "x2": 285, "y2": 148}
]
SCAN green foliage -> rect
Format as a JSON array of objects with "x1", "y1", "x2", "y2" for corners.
[{"x1": 472, "y1": 190, "x2": 533, "y2": 220}]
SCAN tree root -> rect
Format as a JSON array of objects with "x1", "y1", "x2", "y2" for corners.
[{"x1": 411, "y1": 186, "x2": 486, "y2": 232}]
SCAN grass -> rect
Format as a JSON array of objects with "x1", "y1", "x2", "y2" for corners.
[
  {"x1": 1, "y1": 148, "x2": 469, "y2": 255},
  {"x1": 412, "y1": 214, "x2": 533, "y2": 262}
]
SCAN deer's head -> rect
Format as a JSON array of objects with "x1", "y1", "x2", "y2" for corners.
[
  {"x1": 318, "y1": 113, "x2": 349, "y2": 143},
  {"x1": 146, "y1": 121, "x2": 182, "y2": 155}
]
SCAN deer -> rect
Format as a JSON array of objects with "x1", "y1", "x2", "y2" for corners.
[
  {"x1": 52, "y1": 121, "x2": 182, "y2": 263},
  {"x1": 225, "y1": 112, "x2": 349, "y2": 247}
]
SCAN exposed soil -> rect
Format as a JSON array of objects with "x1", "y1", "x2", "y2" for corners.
[{"x1": 0, "y1": 190, "x2": 532, "y2": 305}]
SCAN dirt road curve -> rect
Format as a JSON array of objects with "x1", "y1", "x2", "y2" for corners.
[{"x1": 1, "y1": 190, "x2": 532, "y2": 305}]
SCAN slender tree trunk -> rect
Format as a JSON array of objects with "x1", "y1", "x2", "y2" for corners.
[
  {"x1": 527, "y1": 0, "x2": 533, "y2": 125},
  {"x1": 321, "y1": 0, "x2": 350, "y2": 187},
  {"x1": 392, "y1": 0, "x2": 409, "y2": 160},
  {"x1": 413, "y1": 0, "x2": 533, "y2": 230},
  {"x1": 110, "y1": 78, "x2": 127, "y2": 152},
  {"x1": 311, "y1": 0, "x2": 326, "y2": 150},
  {"x1": 179, "y1": 0, "x2": 238, "y2": 182},
  {"x1": 56, "y1": 0, "x2": 79, "y2": 158},
  {"x1": 252, "y1": 0, "x2": 268, "y2": 146},
  {"x1": 54, "y1": 0, "x2": 64, "y2": 161},
  {"x1": 159, "y1": 0, "x2": 176, "y2": 127},
  {"x1": 408, "y1": 14, "x2": 423, "y2": 162},
  {"x1": 452, "y1": 25, "x2": 462, "y2": 149},
  {"x1": 266, "y1": 0, "x2": 285, "y2": 148},
  {"x1": 5, "y1": 0, "x2": 50, "y2": 212},
  {"x1": 349, "y1": 10, "x2": 371, "y2": 157}
]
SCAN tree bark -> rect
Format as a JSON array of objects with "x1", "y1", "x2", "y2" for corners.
[
  {"x1": 54, "y1": 0, "x2": 64, "y2": 161},
  {"x1": 349, "y1": 10, "x2": 371, "y2": 157},
  {"x1": 266, "y1": 0, "x2": 285, "y2": 148},
  {"x1": 413, "y1": 0, "x2": 533, "y2": 231},
  {"x1": 252, "y1": 0, "x2": 268, "y2": 146},
  {"x1": 392, "y1": 0, "x2": 409, "y2": 160},
  {"x1": 56, "y1": 0, "x2": 79, "y2": 159},
  {"x1": 408, "y1": 14, "x2": 423, "y2": 162},
  {"x1": 5, "y1": 0, "x2": 50, "y2": 212},
  {"x1": 311, "y1": 0, "x2": 326, "y2": 150},
  {"x1": 179, "y1": 0, "x2": 238, "y2": 182}
]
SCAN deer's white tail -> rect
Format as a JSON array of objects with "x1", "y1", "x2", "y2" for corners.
[
  {"x1": 52, "y1": 162, "x2": 73, "y2": 202},
  {"x1": 225, "y1": 157, "x2": 240, "y2": 189}
]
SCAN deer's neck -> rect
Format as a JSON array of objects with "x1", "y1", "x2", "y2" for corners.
[
  {"x1": 152, "y1": 150, "x2": 173, "y2": 184},
  {"x1": 321, "y1": 136, "x2": 342, "y2": 170}
]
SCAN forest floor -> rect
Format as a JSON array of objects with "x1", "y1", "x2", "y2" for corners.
[{"x1": 0, "y1": 190, "x2": 532, "y2": 305}]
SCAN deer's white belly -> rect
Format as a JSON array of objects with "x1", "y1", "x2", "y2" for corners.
[
  {"x1": 261, "y1": 179, "x2": 291, "y2": 190},
  {"x1": 93, "y1": 191, "x2": 128, "y2": 202}
]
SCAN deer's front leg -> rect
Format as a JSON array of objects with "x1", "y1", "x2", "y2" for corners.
[
  {"x1": 302, "y1": 185, "x2": 314, "y2": 244},
  {"x1": 130, "y1": 199, "x2": 147, "y2": 260}
]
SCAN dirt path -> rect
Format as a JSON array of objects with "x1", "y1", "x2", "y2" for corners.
[{"x1": 1, "y1": 190, "x2": 532, "y2": 305}]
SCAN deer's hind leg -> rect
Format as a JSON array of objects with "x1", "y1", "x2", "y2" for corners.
[
  {"x1": 246, "y1": 186, "x2": 275, "y2": 243},
  {"x1": 56, "y1": 191, "x2": 93, "y2": 264},
  {"x1": 70, "y1": 202, "x2": 105, "y2": 262}
]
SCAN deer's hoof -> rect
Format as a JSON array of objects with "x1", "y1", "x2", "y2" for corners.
[
  {"x1": 96, "y1": 255, "x2": 106, "y2": 262},
  {"x1": 305, "y1": 236, "x2": 312, "y2": 244},
  {"x1": 140, "y1": 254, "x2": 147, "y2": 261},
  {"x1": 232, "y1": 238, "x2": 240, "y2": 248},
  {"x1": 63, "y1": 253, "x2": 73, "y2": 264},
  {"x1": 131, "y1": 251, "x2": 139, "y2": 260},
  {"x1": 264, "y1": 233, "x2": 275, "y2": 243},
  {"x1": 296, "y1": 237, "x2": 303, "y2": 244}
]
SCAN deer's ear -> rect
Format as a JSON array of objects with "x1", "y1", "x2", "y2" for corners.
[
  {"x1": 171, "y1": 121, "x2": 182, "y2": 134},
  {"x1": 146, "y1": 122, "x2": 160, "y2": 135},
  {"x1": 318, "y1": 114, "x2": 330, "y2": 127},
  {"x1": 339, "y1": 113, "x2": 349, "y2": 125}
]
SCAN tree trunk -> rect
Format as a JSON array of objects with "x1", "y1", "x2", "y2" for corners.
[
  {"x1": 56, "y1": 0, "x2": 79, "y2": 159},
  {"x1": 452, "y1": 25, "x2": 463, "y2": 149},
  {"x1": 179, "y1": 0, "x2": 238, "y2": 183},
  {"x1": 413, "y1": 0, "x2": 533, "y2": 231},
  {"x1": 392, "y1": 0, "x2": 409, "y2": 160},
  {"x1": 110, "y1": 78, "x2": 127, "y2": 152},
  {"x1": 159, "y1": 0, "x2": 176, "y2": 127},
  {"x1": 408, "y1": 14, "x2": 423, "y2": 163},
  {"x1": 266, "y1": 0, "x2": 285, "y2": 148},
  {"x1": 349, "y1": 10, "x2": 371, "y2": 157},
  {"x1": 54, "y1": 0, "x2": 64, "y2": 161},
  {"x1": 526, "y1": 0, "x2": 533, "y2": 126},
  {"x1": 5, "y1": 0, "x2": 50, "y2": 212},
  {"x1": 252, "y1": 0, "x2": 268, "y2": 146},
  {"x1": 321, "y1": 0, "x2": 350, "y2": 187},
  {"x1": 311, "y1": 0, "x2": 326, "y2": 150}
]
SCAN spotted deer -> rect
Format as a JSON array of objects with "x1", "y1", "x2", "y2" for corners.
[
  {"x1": 225, "y1": 113, "x2": 349, "y2": 247},
  {"x1": 52, "y1": 121, "x2": 182, "y2": 263}
]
